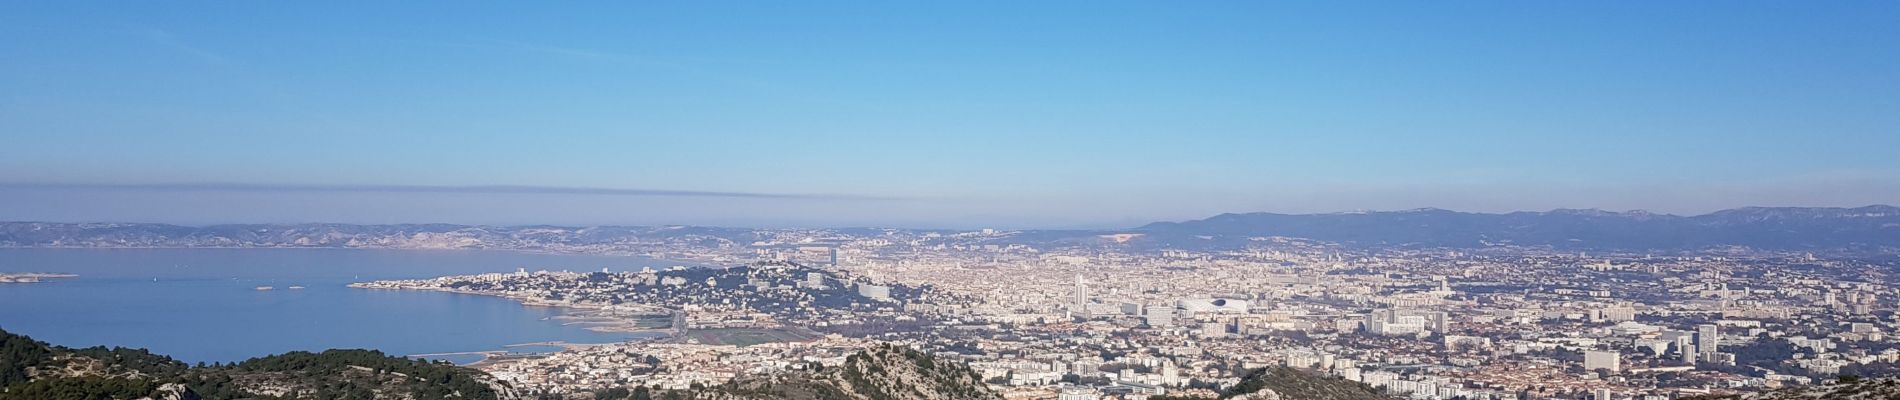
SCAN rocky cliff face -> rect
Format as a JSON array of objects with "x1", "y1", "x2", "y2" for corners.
[{"x1": 136, "y1": 383, "x2": 201, "y2": 400}]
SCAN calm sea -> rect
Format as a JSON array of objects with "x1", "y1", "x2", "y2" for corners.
[{"x1": 0, "y1": 248, "x2": 680, "y2": 364}]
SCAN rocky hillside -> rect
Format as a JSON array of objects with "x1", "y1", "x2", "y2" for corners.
[
  {"x1": 1152, "y1": 367, "x2": 1392, "y2": 400},
  {"x1": 672, "y1": 345, "x2": 999, "y2": 400},
  {"x1": 1689, "y1": 377, "x2": 1900, "y2": 400},
  {"x1": 0, "y1": 328, "x2": 516, "y2": 400}
]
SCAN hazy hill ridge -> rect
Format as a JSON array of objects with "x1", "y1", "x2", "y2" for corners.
[{"x1": 1134, "y1": 205, "x2": 1900, "y2": 251}]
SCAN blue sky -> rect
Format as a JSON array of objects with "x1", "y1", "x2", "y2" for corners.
[{"x1": 2, "y1": 2, "x2": 1897, "y2": 228}]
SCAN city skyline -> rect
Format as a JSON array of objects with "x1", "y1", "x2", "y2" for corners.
[{"x1": 8, "y1": 3, "x2": 1900, "y2": 400}]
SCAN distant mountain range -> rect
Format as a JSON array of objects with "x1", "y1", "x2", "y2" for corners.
[
  {"x1": 1131, "y1": 205, "x2": 1900, "y2": 252},
  {"x1": 1, "y1": 205, "x2": 1895, "y2": 254}
]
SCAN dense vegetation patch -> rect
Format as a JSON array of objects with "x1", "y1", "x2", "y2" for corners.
[{"x1": 0, "y1": 328, "x2": 507, "y2": 400}]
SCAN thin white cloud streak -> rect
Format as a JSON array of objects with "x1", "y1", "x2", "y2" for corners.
[
  {"x1": 141, "y1": 29, "x2": 229, "y2": 64},
  {"x1": 405, "y1": 38, "x2": 764, "y2": 86}
]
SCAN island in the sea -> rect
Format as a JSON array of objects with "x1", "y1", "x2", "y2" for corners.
[{"x1": 0, "y1": 272, "x2": 77, "y2": 283}]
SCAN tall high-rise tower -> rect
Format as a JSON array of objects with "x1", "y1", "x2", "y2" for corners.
[
  {"x1": 1073, "y1": 273, "x2": 1089, "y2": 311},
  {"x1": 1696, "y1": 324, "x2": 1720, "y2": 357}
]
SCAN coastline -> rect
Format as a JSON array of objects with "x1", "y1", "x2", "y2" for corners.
[
  {"x1": 352, "y1": 284, "x2": 680, "y2": 334},
  {"x1": 409, "y1": 340, "x2": 625, "y2": 366},
  {"x1": 349, "y1": 281, "x2": 681, "y2": 366},
  {"x1": 0, "y1": 247, "x2": 691, "y2": 365}
]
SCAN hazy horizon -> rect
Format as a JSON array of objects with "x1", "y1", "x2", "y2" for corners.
[
  {"x1": 2, "y1": 180, "x2": 1895, "y2": 230},
  {"x1": 5, "y1": 2, "x2": 1897, "y2": 228}
]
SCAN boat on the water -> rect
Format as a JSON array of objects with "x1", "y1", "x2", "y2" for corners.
[
  {"x1": 254, "y1": 286, "x2": 274, "y2": 291},
  {"x1": 287, "y1": 286, "x2": 306, "y2": 290}
]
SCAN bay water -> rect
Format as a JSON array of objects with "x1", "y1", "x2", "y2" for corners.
[{"x1": 0, "y1": 248, "x2": 678, "y2": 364}]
